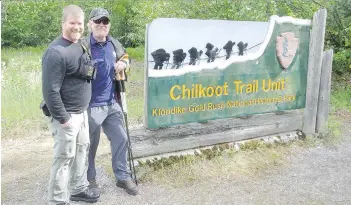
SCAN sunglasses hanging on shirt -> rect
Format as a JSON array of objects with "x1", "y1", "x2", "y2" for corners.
[{"x1": 93, "y1": 18, "x2": 110, "y2": 25}]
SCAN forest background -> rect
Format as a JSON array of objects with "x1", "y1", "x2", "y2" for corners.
[{"x1": 1, "y1": 0, "x2": 350, "y2": 138}]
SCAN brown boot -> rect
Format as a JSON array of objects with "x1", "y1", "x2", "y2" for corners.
[{"x1": 116, "y1": 179, "x2": 139, "y2": 196}]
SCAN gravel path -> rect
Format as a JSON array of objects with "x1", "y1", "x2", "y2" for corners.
[{"x1": 2, "y1": 118, "x2": 350, "y2": 205}]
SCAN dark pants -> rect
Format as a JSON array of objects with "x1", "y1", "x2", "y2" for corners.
[{"x1": 87, "y1": 103, "x2": 130, "y2": 181}]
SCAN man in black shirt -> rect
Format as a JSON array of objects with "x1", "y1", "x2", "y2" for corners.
[{"x1": 42, "y1": 5, "x2": 99, "y2": 204}]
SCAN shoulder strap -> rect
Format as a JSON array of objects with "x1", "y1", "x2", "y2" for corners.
[
  {"x1": 109, "y1": 37, "x2": 129, "y2": 83},
  {"x1": 110, "y1": 38, "x2": 118, "y2": 55},
  {"x1": 79, "y1": 37, "x2": 92, "y2": 58},
  {"x1": 110, "y1": 37, "x2": 127, "y2": 57}
]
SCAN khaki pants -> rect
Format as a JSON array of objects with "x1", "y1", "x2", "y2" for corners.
[{"x1": 48, "y1": 111, "x2": 90, "y2": 204}]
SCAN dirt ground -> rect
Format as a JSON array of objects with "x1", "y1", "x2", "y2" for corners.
[{"x1": 1, "y1": 112, "x2": 351, "y2": 205}]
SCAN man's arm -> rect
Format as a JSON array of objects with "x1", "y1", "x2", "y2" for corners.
[
  {"x1": 112, "y1": 38, "x2": 130, "y2": 77},
  {"x1": 114, "y1": 53, "x2": 130, "y2": 80},
  {"x1": 42, "y1": 48, "x2": 70, "y2": 124}
]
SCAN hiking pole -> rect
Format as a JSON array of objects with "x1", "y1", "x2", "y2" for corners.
[{"x1": 116, "y1": 69, "x2": 138, "y2": 185}]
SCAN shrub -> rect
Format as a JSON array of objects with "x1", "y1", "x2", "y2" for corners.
[
  {"x1": 333, "y1": 49, "x2": 351, "y2": 75},
  {"x1": 126, "y1": 46, "x2": 144, "y2": 62}
]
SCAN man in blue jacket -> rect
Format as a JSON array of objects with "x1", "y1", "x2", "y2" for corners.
[{"x1": 84, "y1": 8, "x2": 138, "y2": 196}]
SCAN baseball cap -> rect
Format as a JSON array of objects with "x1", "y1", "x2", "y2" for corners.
[{"x1": 89, "y1": 8, "x2": 110, "y2": 20}]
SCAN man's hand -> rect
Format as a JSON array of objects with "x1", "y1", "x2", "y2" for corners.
[
  {"x1": 114, "y1": 61, "x2": 127, "y2": 80},
  {"x1": 61, "y1": 117, "x2": 72, "y2": 128},
  {"x1": 114, "y1": 61, "x2": 126, "y2": 74}
]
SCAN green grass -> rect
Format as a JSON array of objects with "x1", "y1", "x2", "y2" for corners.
[
  {"x1": 126, "y1": 62, "x2": 145, "y2": 125},
  {"x1": 330, "y1": 85, "x2": 351, "y2": 111},
  {"x1": 2, "y1": 46, "x2": 348, "y2": 190},
  {"x1": 133, "y1": 114, "x2": 345, "y2": 187},
  {"x1": 135, "y1": 141, "x2": 297, "y2": 187},
  {"x1": 126, "y1": 46, "x2": 145, "y2": 62},
  {"x1": 330, "y1": 73, "x2": 351, "y2": 112},
  {"x1": 1, "y1": 46, "x2": 349, "y2": 139},
  {"x1": 1, "y1": 46, "x2": 145, "y2": 139},
  {"x1": 99, "y1": 142, "x2": 292, "y2": 187},
  {"x1": 1, "y1": 47, "x2": 45, "y2": 137}
]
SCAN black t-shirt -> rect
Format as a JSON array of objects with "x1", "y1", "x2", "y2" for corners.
[{"x1": 42, "y1": 36, "x2": 92, "y2": 124}]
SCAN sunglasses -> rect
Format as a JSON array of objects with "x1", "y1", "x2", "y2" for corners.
[{"x1": 93, "y1": 18, "x2": 110, "y2": 25}]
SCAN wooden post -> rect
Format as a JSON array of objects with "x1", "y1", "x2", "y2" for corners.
[
  {"x1": 303, "y1": 9, "x2": 327, "y2": 134},
  {"x1": 143, "y1": 24, "x2": 149, "y2": 127},
  {"x1": 316, "y1": 50, "x2": 333, "y2": 133}
]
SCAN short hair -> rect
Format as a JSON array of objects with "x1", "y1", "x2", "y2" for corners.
[{"x1": 62, "y1": 5, "x2": 84, "y2": 22}]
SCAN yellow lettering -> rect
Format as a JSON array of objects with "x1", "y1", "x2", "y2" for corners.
[
  {"x1": 198, "y1": 84, "x2": 206, "y2": 97},
  {"x1": 246, "y1": 83, "x2": 253, "y2": 93},
  {"x1": 262, "y1": 79, "x2": 271, "y2": 92},
  {"x1": 152, "y1": 109, "x2": 158, "y2": 116},
  {"x1": 271, "y1": 81, "x2": 279, "y2": 90},
  {"x1": 182, "y1": 85, "x2": 190, "y2": 99},
  {"x1": 215, "y1": 86, "x2": 223, "y2": 96},
  {"x1": 234, "y1": 80, "x2": 242, "y2": 94},
  {"x1": 281, "y1": 79, "x2": 286, "y2": 90},
  {"x1": 170, "y1": 85, "x2": 181, "y2": 100},
  {"x1": 223, "y1": 82, "x2": 229, "y2": 95},
  {"x1": 207, "y1": 86, "x2": 214, "y2": 97}
]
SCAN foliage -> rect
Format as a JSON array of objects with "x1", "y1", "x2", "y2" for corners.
[
  {"x1": 2, "y1": 0, "x2": 350, "y2": 74},
  {"x1": 324, "y1": 0, "x2": 351, "y2": 50},
  {"x1": 1, "y1": 47, "x2": 44, "y2": 136},
  {"x1": 1, "y1": 44, "x2": 349, "y2": 138},
  {"x1": 333, "y1": 49, "x2": 351, "y2": 75},
  {"x1": 1, "y1": 1, "x2": 350, "y2": 138},
  {"x1": 1, "y1": 1, "x2": 61, "y2": 47},
  {"x1": 1, "y1": 0, "x2": 134, "y2": 47},
  {"x1": 331, "y1": 72, "x2": 351, "y2": 111},
  {"x1": 126, "y1": 46, "x2": 144, "y2": 62},
  {"x1": 0, "y1": 0, "x2": 334, "y2": 47},
  {"x1": 0, "y1": 46, "x2": 145, "y2": 138},
  {"x1": 322, "y1": 0, "x2": 351, "y2": 75}
]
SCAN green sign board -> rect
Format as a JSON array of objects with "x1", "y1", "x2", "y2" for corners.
[{"x1": 146, "y1": 16, "x2": 311, "y2": 128}]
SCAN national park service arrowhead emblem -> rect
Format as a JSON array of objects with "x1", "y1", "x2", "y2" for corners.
[{"x1": 276, "y1": 32, "x2": 299, "y2": 70}]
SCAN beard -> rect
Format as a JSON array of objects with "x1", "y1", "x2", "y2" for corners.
[{"x1": 67, "y1": 29, "x2": 83, "y2": 41}]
